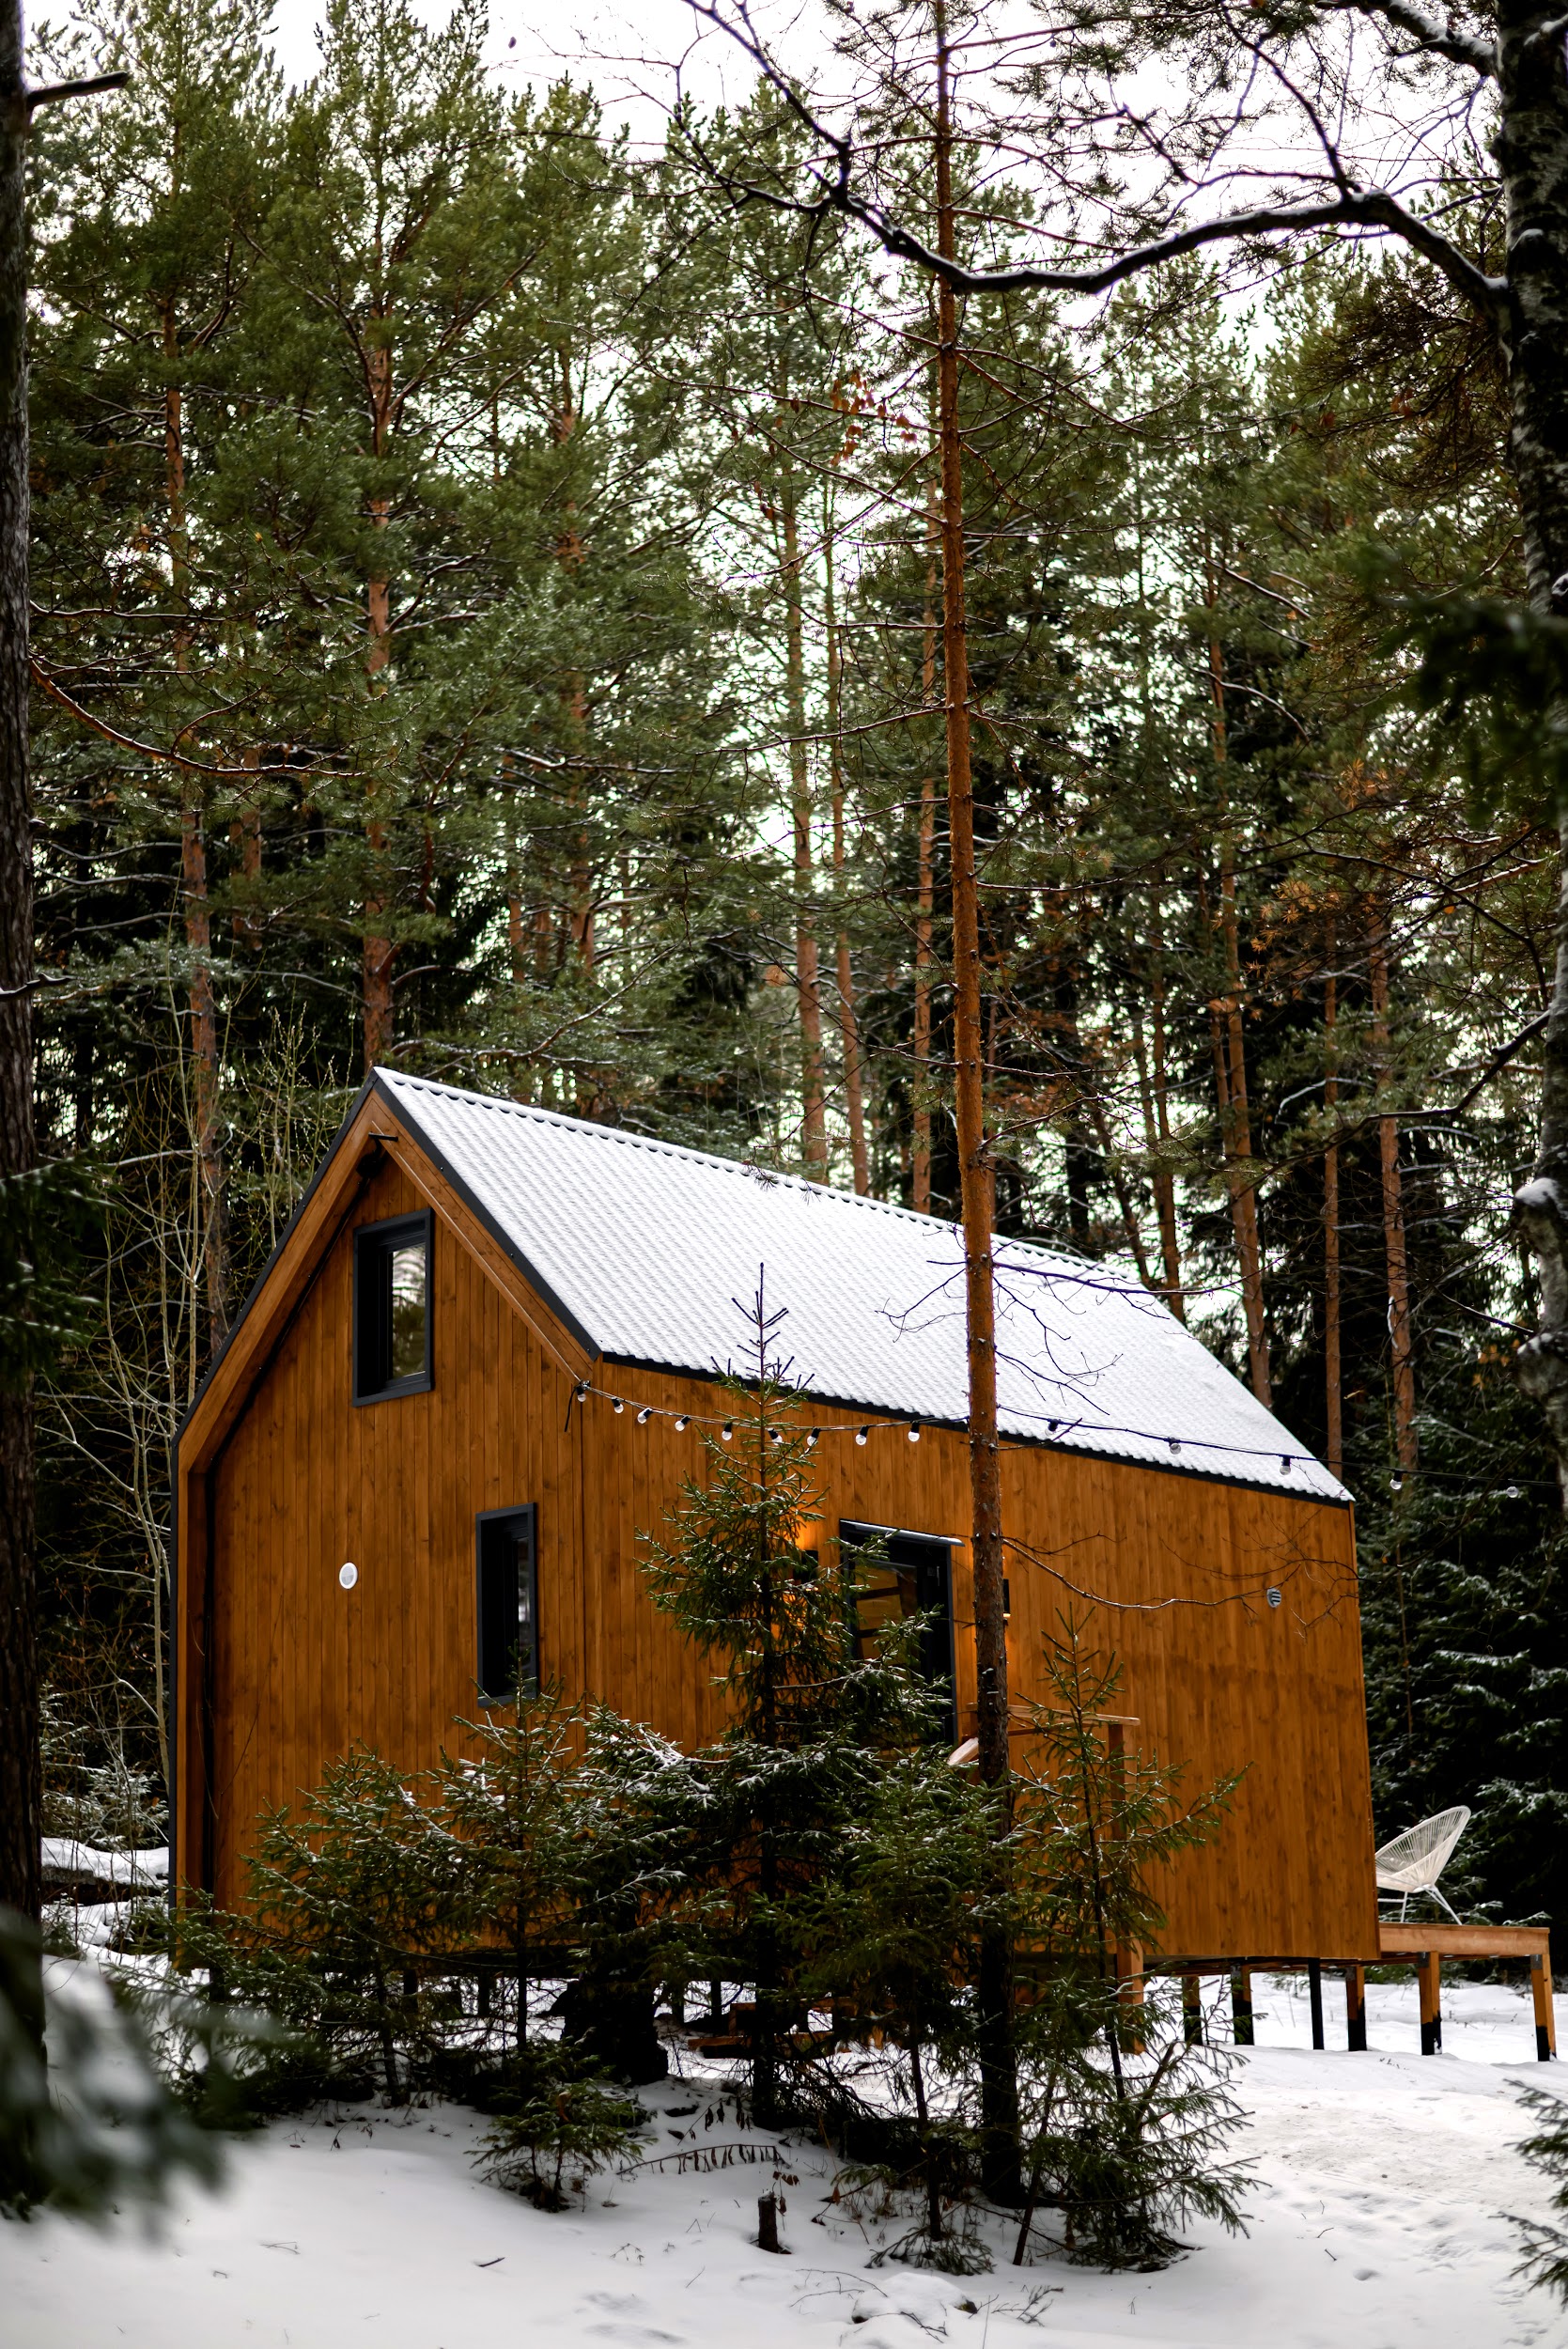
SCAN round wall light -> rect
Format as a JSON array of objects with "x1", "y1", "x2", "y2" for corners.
[{"x1": 339, "y1": 1562, "x2": 359, "y2": 1591}]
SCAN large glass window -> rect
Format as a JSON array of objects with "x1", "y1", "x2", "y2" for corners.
[
  {"x1": 476, "y1": 1506, "x2": 538, "y2": 1703},
  {"x1": 353, "y1": 1212, "x2": 433, "y2": 1401},
  {"x1": 839, "y1": 1520, "x2": 957, "y2": 1740}
]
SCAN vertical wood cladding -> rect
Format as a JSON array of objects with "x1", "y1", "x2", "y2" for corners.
[{"x1": 179, "y1": 1148, "x2": 1377, "y2": 1961}]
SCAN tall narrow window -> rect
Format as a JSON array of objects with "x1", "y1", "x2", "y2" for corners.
[
  {"x1": 353, "y1": 1211, "x2": 433, "y2": 1402},
  {"x1": 840, "y1": 1521, "x2": 957, "y2": 1741},
  {"x1": 476, "y1": 1506, "x2": 538, "y2": 1704}
]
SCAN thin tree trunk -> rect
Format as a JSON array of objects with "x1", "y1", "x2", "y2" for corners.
[
  {"x1": 824, "y1": 516, "x2": 868, "y2": 1192},
  {"x1": 1203, "y1": 607, "x2": 1270, "y2": 1405},
  {"x1": 179, "y1": 802, "x2": 227, "y2": 1345},
  {"x1": 1324, "y1": 924, "x2": 1343, "y2": 1482},
  {"x1": 934, "y1": 0, "x2": 1017, "y2": 2199},
  {"x1": 781, "y1": 475, "x2": 828, "y2": 1177},
  {"x1": 0, "y1": 0, "x2": 39, "y2": 1934},
  {"x1": 1369, "y1": 922, "x2": 1417, "y2": 1473},
  {"x1": 362, "y1": 335, "x2": 395, "y2": 1072},
  {"x1": 1131, "y1": 935, "x2": 1184, "y2": 1316},
  {"x1": 913, "y1": 472, "x2": 939, "y2": 1214},
  {"x1": 164, "y1": 334, "x2": 227, "y2": 1345}
]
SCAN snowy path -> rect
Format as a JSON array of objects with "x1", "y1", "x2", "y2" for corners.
[{"x1": 7, "y1": 1977, "x2": 1568, "y2": 2349}]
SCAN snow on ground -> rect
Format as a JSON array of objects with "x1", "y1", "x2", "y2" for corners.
[{"x1": 7, "y1": 1973, "x2": 1568, "y2": 2349}]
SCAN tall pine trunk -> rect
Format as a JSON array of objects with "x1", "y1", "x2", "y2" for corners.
[
  {"x1": 912, "y1": 474, "x2": 939, "y2": 1212},
  {"x1": 781, "y1": 474, "x2": 828, "y2": 1176},
  {"x1": 0, "y1": 0, "x2": 39, "y2": 1934},
  {"x1": 362, "y1": 335, "x2": 395, "y2": 1071},
  {"x1": 824, "y1": 536, "x2": 869, "y2": 1193},
  {"x1": 1203, "y1": 607, "x2": 1269, "y2": 1405},
  {"x1": 934, "y1": 0, "x2": 1017, "y2": 2197}
]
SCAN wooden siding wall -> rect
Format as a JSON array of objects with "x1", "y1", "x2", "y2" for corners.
[{"x1": 179, "y1": 1152, "x2": 1378, "y2": 1962}]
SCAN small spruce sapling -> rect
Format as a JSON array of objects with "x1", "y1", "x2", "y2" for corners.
[
  {"x1": 433, "y1": 1688, "x2": 585, "y2": 2054},
  {"x1": 244, "y1": 1749, "x2": 468, "y2": 2103},
  {"x1": 639, "y1": 1277, "x2": 932, "y2": 2124},
  {"x1": 800, "y1": 1751, "x2": 998, "y2": 2270},
  {"x1": 1009, "y1": 1621, "x2": 1251, "y2": 2269},
  {"x1": 473, "y1": 2035, "x2": 647, "y2": 2210},
  {"x1": 1510, "y1": 2085, "x2": 1568, "y2": 2300}
]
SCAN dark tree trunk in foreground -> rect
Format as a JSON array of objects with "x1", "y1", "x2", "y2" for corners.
[
  {"x1": 1498, "y1": 0, "x2": 1568, "y2": 1498},
  {"x1": 0, "y1": 0, "x2": 39, "y2": 1930},
  {"x1": 933, "y1": 0, "x2": 1018, "y2": 2198}
]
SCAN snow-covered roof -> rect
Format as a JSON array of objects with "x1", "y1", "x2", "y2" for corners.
[{"x1": 377, "y1": 1072, "x2": 1343, "y2": 1505}]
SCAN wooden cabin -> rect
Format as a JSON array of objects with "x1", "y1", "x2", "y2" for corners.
[{"x1": 173, "y1": 1071, "x2": 1379, "y2": 1965}]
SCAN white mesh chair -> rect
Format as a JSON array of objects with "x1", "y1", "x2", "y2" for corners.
[{"x1": 1374, "y1": 1806, "x2": 1471, "y2": 1922}]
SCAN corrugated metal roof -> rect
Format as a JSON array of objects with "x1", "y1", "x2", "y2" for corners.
[{"x1": 380, "y1": 1071, "x2": 1344, "y2": 1504}]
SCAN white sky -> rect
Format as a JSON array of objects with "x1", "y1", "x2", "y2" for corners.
[{"x1": 264, "y1": 0, "x2": 813, "y2": 142}]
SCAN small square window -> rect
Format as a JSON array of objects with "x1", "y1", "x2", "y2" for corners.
[
  {"x1": 477, "y1": 1506, "x2": 538, "y2": 1703},
  {"x1": 353, "y1": 1212, "x2": 432, "y2": 1402}
]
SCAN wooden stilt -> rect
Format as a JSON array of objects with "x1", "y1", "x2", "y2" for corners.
[
  {"x1": 1532, "y1": 1952, "x2": 1557, "y2": 2061},
  {"x1": 1231, "y1": 1966, "x2": 1254, "y2": 2047},
  {"x1": 1417, "y1": 1952, "x2": 1441, "y2": 2055},
  {"x1": 1308, "y1": 1958, "x2": 1325, "y2": 2049},
  {"x1": 1344, "y1": 1964, "x2": 1366, "y2": 2052},
  {"x1": 1183, "y1": 1972, "x2": 1203, "y2": 2046}
]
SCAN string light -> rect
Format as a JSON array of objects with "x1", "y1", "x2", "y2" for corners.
[{"x1": 562, "y1": 1378, "x2": 1323, "y2": 1484}]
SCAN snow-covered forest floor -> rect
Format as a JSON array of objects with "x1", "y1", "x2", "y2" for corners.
[{"x1": 7, "y1": 1972, "x2": 1568, "y2": 2349}]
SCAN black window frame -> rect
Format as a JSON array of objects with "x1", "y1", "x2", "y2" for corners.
[
  {"x1": 352, "y1": 1209, "x2": 434, "y2": 1404},
  {"x1": 475, "y1": 1504, "x2": 539, "y2": 1706},
  {"x1": 839, "y1": 1519, "x2": 959, "y2": 1742}
]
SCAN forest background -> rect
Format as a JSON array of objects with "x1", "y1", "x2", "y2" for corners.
[{"x1": 26, "y1": 0, "x2": 1568, "y2": 1945}]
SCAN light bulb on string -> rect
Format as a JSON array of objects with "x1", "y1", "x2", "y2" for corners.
[
  {"x1": 637, "y1": 1407, "x2": 652, "y2": 1425},
  {"x1": 573, "y1": 1383, "x2": 588, "y2": 1406},
  {"x1": 856, "y1": 1426, "x2": 869, "y2": 1446},
  {"x1": 907, "y1": 1421, "x2": 922, "y2": 1443},
  {"x1": 806, "y1": 1430, "x2": 819, "y2": 1449},
  {"x1": 675, "y1": 1415, "x2": 690, "y2": 1433},
  {"x1": 721, "y1": 1423, "x2": 734, "y2": 1442},
  {"x1": 612, "y1": 1397, "x2": 625, "y2": 1415}
]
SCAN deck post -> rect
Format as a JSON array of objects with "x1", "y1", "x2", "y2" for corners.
[
  {"x1": 1308, "y1": 1958, "x2": 1325, "y2": 2049},
  {"x1": 1231, "y1": 1967, "x2": 1254, "y2": 2047},
  {"x1": 1182, "y1": 1972, "x2": 1203, "y2": 2046},
  {"x1": 1417, "y1": 1951, "x2": 1441, "y2": 2055},
  {"x1": 1344, "y1": 1964, "x2": 1367, "y2": 2051},
  {"x1": 1532, "y1": 1952, "x2": 1557, "y2": 2061}
]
